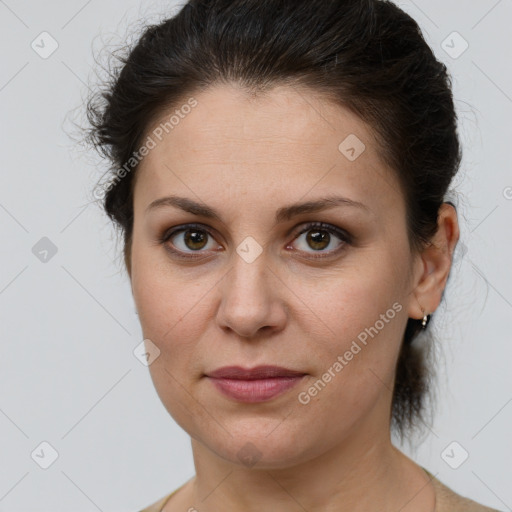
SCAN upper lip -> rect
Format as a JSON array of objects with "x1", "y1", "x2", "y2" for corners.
[{"x1": 206, "y1": 365, "x2": 307, "y2": 380}]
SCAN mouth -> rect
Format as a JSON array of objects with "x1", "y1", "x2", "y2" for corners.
[{"x1": 204, "y1": 365, "x2": 307, "y2": 403}]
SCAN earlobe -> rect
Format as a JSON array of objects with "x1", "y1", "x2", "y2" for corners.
[{"x1": 407, "y1": 202, "x2": 460, "y2": 321}]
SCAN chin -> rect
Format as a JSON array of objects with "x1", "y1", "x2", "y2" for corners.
[{"x1": 201, "y1": 421, "x2": 318, "y2": 470}]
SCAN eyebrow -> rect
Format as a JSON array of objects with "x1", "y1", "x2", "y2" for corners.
[{"x1": 145, "y1": 194, "x2": 372, "y2": 224}]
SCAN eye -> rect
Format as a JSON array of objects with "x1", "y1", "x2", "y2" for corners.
[
  {"x1": 288, "y1": 222, "x2": 351, "y2": 258},
  {"x1": 159, "y1": 221, "x2": 351, "y2": 260},
  {"x1": 159, "y1": 223, "x2": 221, "y2": 259}
]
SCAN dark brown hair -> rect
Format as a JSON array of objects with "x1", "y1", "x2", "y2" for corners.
[{"x1": 85, "y1": 0, "x2": 462, "y2": 440}]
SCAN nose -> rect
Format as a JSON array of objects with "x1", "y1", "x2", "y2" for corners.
[{"x1": 215, "y1": 251, "x2": 288, "y2": 339}]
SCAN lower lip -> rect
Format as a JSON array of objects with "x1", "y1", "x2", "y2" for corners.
[{"x1": 207, "y1": 376, "x2": 306, "y2": 403}]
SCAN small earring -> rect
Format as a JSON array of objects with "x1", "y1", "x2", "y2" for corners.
[{"x1": 421, "y1": 311, "x2": 431, "y2": 329}]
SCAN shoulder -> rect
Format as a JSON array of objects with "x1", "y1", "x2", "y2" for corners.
[
  {"x1": 137, "y1": 473, "x2": 504, "y2": 512},
  {"x1": 138, "y1": 478, "x2": 192, "y2": 512},
  {"x1": 428, "y1": 473, "x2": 503, "y2": 512},
  {"x1": 137, "y1": 489, "x2": 178, "y2": 512}
]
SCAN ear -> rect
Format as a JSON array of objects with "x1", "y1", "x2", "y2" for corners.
[{"x1": 407, "y1": 202, "x2": 460, "y2": 320}]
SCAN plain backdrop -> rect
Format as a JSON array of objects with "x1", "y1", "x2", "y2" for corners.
[{"x1": 0, "y1": 0, "x2": 511, "y2": 511}]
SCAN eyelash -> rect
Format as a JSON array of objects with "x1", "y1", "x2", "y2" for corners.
[{"x1": 158, "y1": 222, "x2": 352, "y2": 261}]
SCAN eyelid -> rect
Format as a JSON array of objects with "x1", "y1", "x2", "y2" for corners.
[
  {"x1": 287, "y1": 222, "x2": 351, "y2": 259},
  {"x1": 160, "y1": 221, "x2": 351, "y2": 259},
  {"x1": 291, "y1": 222, "x2": 351, "y2": 242},
  {"x1": 160, "y1": 222, "x2": 223, "y2": 254}
]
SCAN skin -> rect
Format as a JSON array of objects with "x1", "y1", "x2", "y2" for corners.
[{"x1": 128, "y1": 83, "x2": 459, "y2": 512}]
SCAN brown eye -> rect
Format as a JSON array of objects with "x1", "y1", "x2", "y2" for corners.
[
  {"x1": 160, "y1": 223, "x2": 221, "y2": 258},
  {"x1": 181, "y1": 228, "x2": 209, "y2": 250},
  {"x1": 291, "y1": 222, "x2": 351, "y2": 258},
  {"x1": 305, "y1": 229, "x2": 331, "y2": 251},
  {"x1": 168, "y1": 227, "x2": 215, "y2": 252}
]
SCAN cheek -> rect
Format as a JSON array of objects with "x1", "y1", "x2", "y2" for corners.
[
  {"x1": 310, "y1": 263, "x2": 404, "y2": 335},
  {"x1": 130, "y1": 249, "x2": 209, "y2": 427},
  {"x1": 295, "y1": 269, "x2": 406, "y2": 427},
  {"x1": 302, "y1": 254, "x2": 408, "y2": 381},
  {"x1": 131, "y1": 241, "x2": 177, "y2": 341},
  {"x1": 130, "y1": 244, "x2": 215, "y2": 359}
]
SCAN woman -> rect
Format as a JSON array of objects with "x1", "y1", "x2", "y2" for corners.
[{"x1": 85, "y1": 0, "x2": 503, "y2": 510}]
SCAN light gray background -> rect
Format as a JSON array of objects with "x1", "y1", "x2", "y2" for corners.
[{"x1": 0, "y1": 0, "x2": 510, "y2": 511}]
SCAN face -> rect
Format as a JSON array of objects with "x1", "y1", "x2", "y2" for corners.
[{"x1": 130, "y1": 84, "x2": 420, "y2": 469}]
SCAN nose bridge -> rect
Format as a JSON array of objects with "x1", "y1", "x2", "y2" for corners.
[
  {"x1": 224, "y1": 242, "x2": 271, "y2": 306},
  {"x1": 216, "y1": 240, "x2": 283, "y2": 336}
]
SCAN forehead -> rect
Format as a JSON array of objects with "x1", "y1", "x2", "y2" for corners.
[{"x1": 134, "y1": 83, "x2": 404, "y2": 217}]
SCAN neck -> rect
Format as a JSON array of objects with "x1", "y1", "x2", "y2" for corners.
[{"x1": 186, "y1": 416, "x2": 434, "y2": 512}]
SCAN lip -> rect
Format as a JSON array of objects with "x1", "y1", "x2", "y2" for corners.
[
  {"x1": 205, "y1": 366, "x2": 307, "y2": 403},
  {"x1": 206, "y1": 365, "x2": 306, "y2": 379}
]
